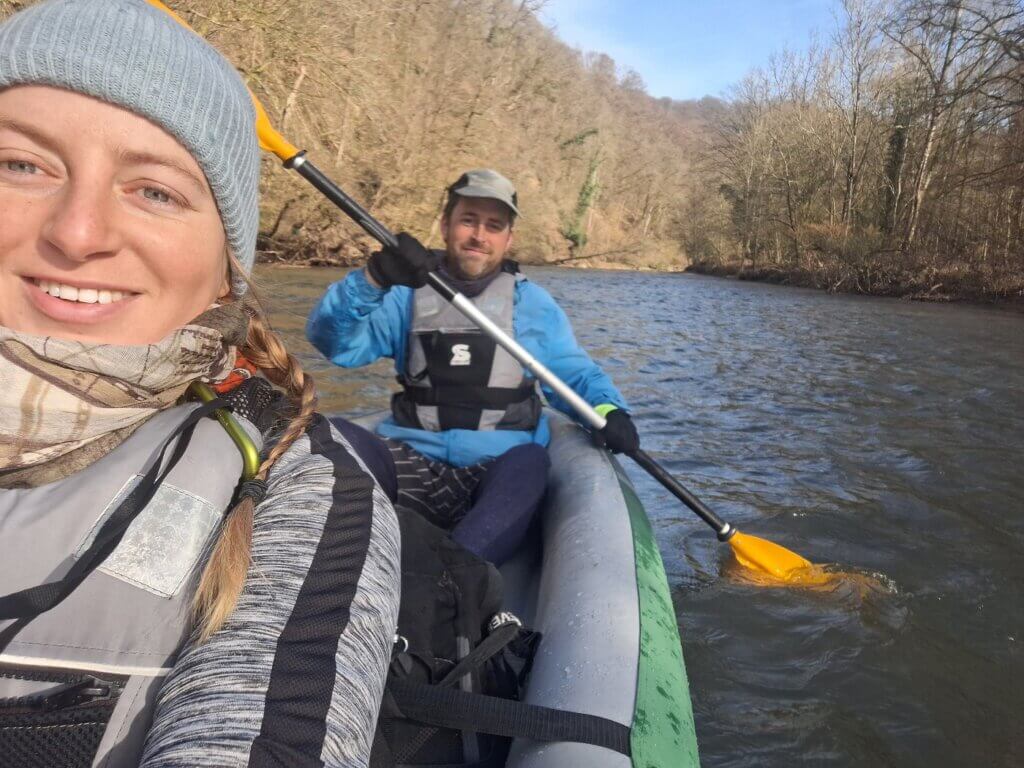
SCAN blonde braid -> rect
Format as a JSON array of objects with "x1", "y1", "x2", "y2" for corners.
[{"x1": 192, "y1": 302, "x2": 318, "y2": 641}]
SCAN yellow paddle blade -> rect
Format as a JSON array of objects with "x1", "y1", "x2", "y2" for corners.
[
  {"x1": 727, "y1": 531, "x2": 892, "y2": 591},
  {"x1": 144, "y1": 0, "x2": 300, "y2": 161},
  {"x1": 251, "y1": 95, "x2": 300, "y2": 161},
  {"x1": 728, "y1": 530, "x2": 832, "y2": 586},
  {"x1": 143, "y1": 0, "x2": 186, "y2": 25}
]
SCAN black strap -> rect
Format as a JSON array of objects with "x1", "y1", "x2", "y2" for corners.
[
  {"x1": 436, "y1": 623, "x2": 521, "y2": 688},
  {"x1": 389, "y1": 623, "x2": 522, "y2": 764},
  {"x1": 0, "y1": 400, "x2": 226, "y2": 652},
  {"x1": 386, "y1": 679, "x2": 631, "y2": 757},
  {"x1": 401, "y1": 382, "x2": 536, "y2": 409}
]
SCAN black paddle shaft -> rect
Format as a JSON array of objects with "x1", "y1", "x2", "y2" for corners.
[
  {"x1": 284, "y1": 154, "x2": 460, "y2": 302},
  {"x1": 628, "y1": 449, "x2": 734, "y2": 541},
  {"x1": 286, "y1": 153, "x2": 397, "y2": 249}
]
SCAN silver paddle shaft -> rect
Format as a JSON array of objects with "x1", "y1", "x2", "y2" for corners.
[
  {"x1": 439, "y1": 284, "x2": 736, "y2": 536},
  {"x1": 440, "y1": 285, "x2": 608, "y2": 431}
]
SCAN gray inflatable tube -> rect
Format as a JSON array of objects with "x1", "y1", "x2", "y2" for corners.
[{"x1": 355, "y1": 411, "x2": 700, "y2": 767}]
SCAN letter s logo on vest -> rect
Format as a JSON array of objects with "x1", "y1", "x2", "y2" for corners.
[{"x1": 450, "y1": 344, "x2": 472, "y2": 366}]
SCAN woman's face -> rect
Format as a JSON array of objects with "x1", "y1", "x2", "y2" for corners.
[{"x1": 0, "y1": 86, "x2": 229, "y2": 344}]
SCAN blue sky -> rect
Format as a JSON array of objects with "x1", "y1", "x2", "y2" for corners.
[{"x1": 540, "y1": 0, "x2": 840, "y2": 101}]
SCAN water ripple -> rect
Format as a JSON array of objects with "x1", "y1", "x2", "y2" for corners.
[{"x1": 260, "y1": 266, "x2": 1024, "y2": 768}]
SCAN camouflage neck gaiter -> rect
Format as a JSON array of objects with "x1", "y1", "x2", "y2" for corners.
[{"x1": 0, "y1": 304, "x2": 248, "y2": 485}]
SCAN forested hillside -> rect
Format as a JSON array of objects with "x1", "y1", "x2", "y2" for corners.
[
  {"x1": 689, "y1": 0, "x2": 1024, "y2": 301},
  {"x1": 0, "y1": 0, "x2": 708, "y2": 270},
  {"x1": 2, "y1": 0, "x2": 1021, "y2": 300}
]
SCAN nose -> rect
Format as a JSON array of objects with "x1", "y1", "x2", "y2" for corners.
[
  {"x1": 40, "y1": 178, "x2": 120, "y2": 263},
  {"x1": 470, "y1": 222, "x2": 487, "y2": 241}
]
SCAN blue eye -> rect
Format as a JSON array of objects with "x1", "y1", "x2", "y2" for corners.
[
  {"x1": 5, "y1": 160, "x2": 38, "y2": 174},
  {"x1": 142, "y1": 187, "x2": 171, "y2": 204}
]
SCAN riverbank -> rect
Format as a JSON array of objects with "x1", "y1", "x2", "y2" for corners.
[
  {"x1": 256, "y1": 248, "x2": 1021, "y2": 310},
  {"x1": 685, "y1": 258, "x2": 1024, "y2": 310},
  {"x1": 256, "y1": 246, "x2": 687, "y2": 274}
]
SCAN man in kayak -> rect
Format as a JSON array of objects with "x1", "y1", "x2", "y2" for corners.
[{"x1": 307, "y1": 168, "x2": 638, "y2": 563}]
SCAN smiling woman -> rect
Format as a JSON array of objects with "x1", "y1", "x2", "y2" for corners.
[
  {"x1": 0, "y1": 2, "x2": 399, "y2": 768},
  {"x1": 0, "y1": 87, "x2": 230, "y2": 343}
]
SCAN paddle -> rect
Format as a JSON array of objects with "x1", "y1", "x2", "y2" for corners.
[{"x1": 145, "y1": 0, "x2": 820, "y2": 584}]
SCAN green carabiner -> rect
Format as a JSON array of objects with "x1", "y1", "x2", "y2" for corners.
[{"x1": 188, "y1": 381, "x2": 261, "y2": 481}]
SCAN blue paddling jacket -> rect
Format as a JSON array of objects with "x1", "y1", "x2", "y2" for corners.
[{"x1": 307, "y1": 268, "x2": 628, "y2": 466}]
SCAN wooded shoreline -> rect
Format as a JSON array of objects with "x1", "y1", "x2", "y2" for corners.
[
  {"x1": 686, "y1": 259, "x2": 1024, "y2": 309},
  {"x1": 259, "y1": 249, "x2": 1023, "y2": 310}
]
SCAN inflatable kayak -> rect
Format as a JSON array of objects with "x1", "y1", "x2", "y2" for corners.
[{"x1": 353, "y1": 410, "x2": 700, "y2": 767}]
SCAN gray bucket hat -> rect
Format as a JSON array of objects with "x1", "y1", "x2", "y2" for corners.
[{"x1": 448, "y1": 168, "x2": 520, "y2": 217}]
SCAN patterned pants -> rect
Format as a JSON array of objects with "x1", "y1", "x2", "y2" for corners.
[
  {"x1": 384, "y1": 439, "x2": 550, "y2": 565},
  {"x1": 383, "y1": 439, "x2": 485, "y2": 529},
  {"x1": 329, "y1": 417, "x2": 549, "y2": 564}
]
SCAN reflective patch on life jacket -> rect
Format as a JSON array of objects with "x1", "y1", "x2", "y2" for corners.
[{"x1": 89, "y1": 479, "x2": 221, "y2": 598}]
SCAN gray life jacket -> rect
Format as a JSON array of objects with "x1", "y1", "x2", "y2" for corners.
[
  {"x1": 391, "y1": 269, "x2": 542, "y2": 433},
  {"x1": 0, "y1": 399, "x2": 263, "y2": 768}
]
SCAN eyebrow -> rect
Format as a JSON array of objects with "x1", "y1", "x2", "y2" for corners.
[
  {"x1": 0, "y1": 118, "x2": 208, "y2": 196},
  {"x1": 118, "y1": 149, "x2": 209, "y2": 195},
  {"x1": 0, "y1": 117, "x2": 63, "y2": 154}
]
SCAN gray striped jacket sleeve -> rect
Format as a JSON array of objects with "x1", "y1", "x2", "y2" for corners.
[{"x1": 140, "y1": 415, "x2": 401, "y2": 767}]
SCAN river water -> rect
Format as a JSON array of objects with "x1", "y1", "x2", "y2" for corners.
[{"x1": 258, "y1": 265, "x2": 1023, "y2": 767}]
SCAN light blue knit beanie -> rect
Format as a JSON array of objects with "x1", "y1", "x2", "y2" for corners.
[{"x1": 0, "y1": 0, "x2": 260, "y2": 295}]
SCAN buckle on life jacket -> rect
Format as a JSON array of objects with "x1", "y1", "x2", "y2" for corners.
[{"x1": 40, "y1": 677, "x2": 116, "y2": 712}]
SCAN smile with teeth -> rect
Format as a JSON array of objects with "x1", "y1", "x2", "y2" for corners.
[{"x1": 32, "y1": 279, "x2": 131, "y2": 305}]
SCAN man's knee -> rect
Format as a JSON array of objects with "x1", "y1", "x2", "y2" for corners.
[
  {"x1": 501, "y1": 442, "x2": 550, "y2": 473},
  {"x1": 483, "y1": 443, "x2": 549, "y2": 497}
]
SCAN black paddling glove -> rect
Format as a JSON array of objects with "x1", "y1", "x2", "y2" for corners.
[
  {"x1": 599, "y1": 409, "x2": 640, "y2": 454},
  {"x1": 366, "y1": 232, "x2": 442, "y2": 288}
]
